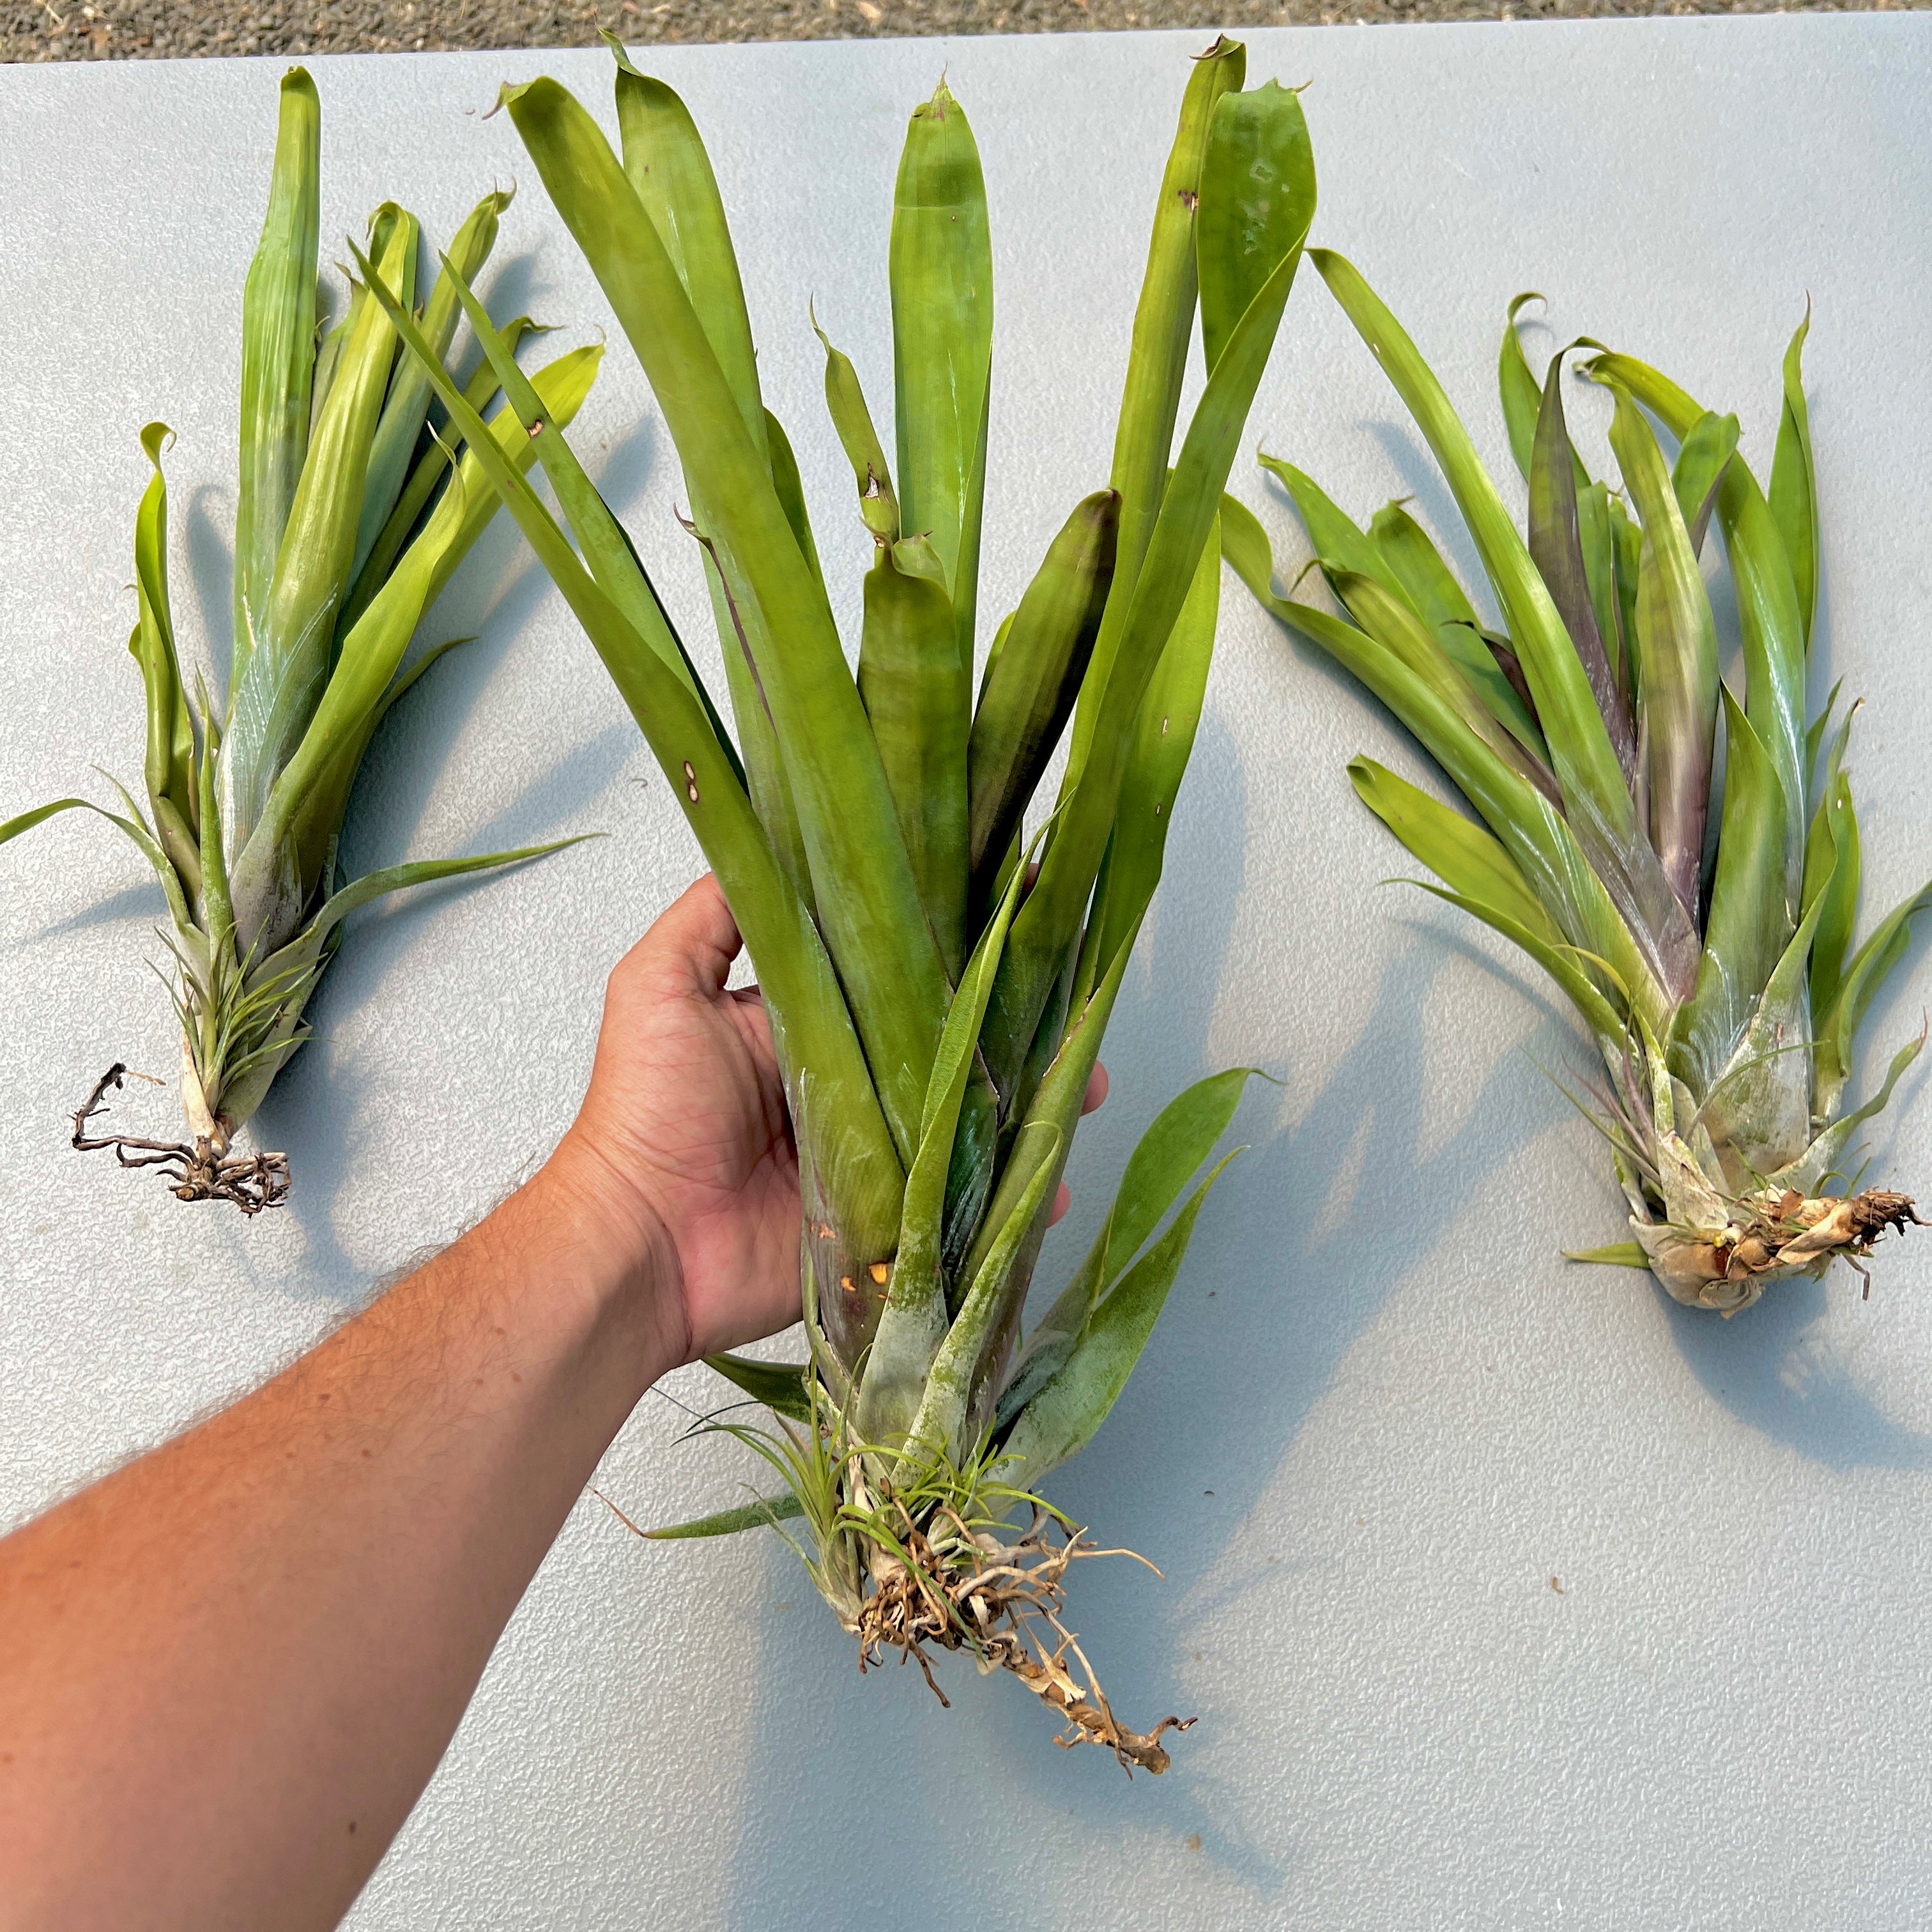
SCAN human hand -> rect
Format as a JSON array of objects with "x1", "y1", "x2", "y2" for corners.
[
  {"x1": 547, "y1": 873, "x2": 1107, "y2": 1371},
  {"x1": 551, "y1": 874, "x2": 802, "y2": 1367}
]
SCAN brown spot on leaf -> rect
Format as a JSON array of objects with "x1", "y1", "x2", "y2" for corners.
[
  {"x1": 684, "y1": 760, "x2": 700, "y2": 804},
  {"x1": 869, "y1": 1261, "x2": 889, "y2": 1285}
]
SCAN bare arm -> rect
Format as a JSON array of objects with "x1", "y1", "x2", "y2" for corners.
[
  {"x1": 0, "y1": 873, "x2": 1103, "y2": 1932},
  {"x1": 0, "y1": 877, "x2": 802, "y2": 1932}
]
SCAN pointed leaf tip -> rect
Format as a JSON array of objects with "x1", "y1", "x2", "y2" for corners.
[{"x1": 1564, "y1": 1242, "x2": 1653, "y2": 1269}]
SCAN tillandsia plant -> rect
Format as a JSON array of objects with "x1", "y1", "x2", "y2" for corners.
[
  {"x1": 1225, "y1": 254, "x2": 1926, "y2": 1315},
  {"x1": 364, "y1": 38, "x2": 1312, "y2": 1767},
  {"x1": 1, "y1": 68, "x2": 600, "y2": 1211}
]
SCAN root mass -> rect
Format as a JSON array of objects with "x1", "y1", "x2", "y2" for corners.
[
  {"x1": 850, "y1": 1506, "x2": 1193, "y2": 1775},
  {"x1": 72, "y1": 1064, "x2": 290, "y2": 1214}
]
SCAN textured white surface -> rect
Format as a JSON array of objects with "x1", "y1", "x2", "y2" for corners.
[{"x1": 3, "y1": 16, "x2": 1931, "y2": 1926}]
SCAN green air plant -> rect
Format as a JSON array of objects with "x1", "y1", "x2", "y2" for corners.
[
  {"x1": 1225, "y1": 256, "x2": 1925, "y2": 1315},
  {"x1": 367, "y1": 38, "x2": 1310, "y2": 1767},
  {"x1": 1, "y1": 68, "x2": 599, "y2": 1211}
]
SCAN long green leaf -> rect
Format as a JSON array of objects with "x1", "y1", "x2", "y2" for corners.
[
  {"x1": 1499, "y1": 291, "x2": 1550, "y2": 484},
  {"x1": 644, "y1": 1492, "x2": 806, "y2": 1540},
  {"x1": 965, "y1": 490, "x2": 1117, "y2": 909},
  {"x1": 1528, "y1": 348, "x2": 1636, "y2": 782},
  {"x1": 1347, "y1": 756, "x2": 1560, "y2": 945},
  {"x1": 1768, "y1": 305, "x2": 1818, "y2": 650},
  {"x1": 1312, "y1": 251, "x2": 1636, "y2": 857},
  {"x1": 1669, "y1": 409, "x2": 1740, "y2": 556},
  {"x1": 233, "y1": 66, "x2": 321, "y2": 702},
  {"x1": 1816, "y1": 877, "x2": 1932, "y2": 1117},
  {"x1": 350, "y1": 186, "x2": 511, "y2": 586},
  {"x1": 999, "y1": 1064, "x2": 1257, "y2": 1427},
  {"x1": 1672, "y1": 690, "x2": 1791, "y2": 1104},
  {"x1": 606, "y1": 47, "x2": 815, "y2": 914},
  {"x1": 892, "y1": 78, "x2": 993, "y2": 671},
  {"x1": 129, "y1": 422, "x2": 199, "y2": 890},
  {"x1": 1195, "y1": 80, "x2": 1315, "y2": 378},
  {"x1": 503, "y1": 75, "x2": 949, "y2": 1163},
  {"x1": 367, "y1": 261, "x2": 908, "y2": 1264},
  {"x1": 994, "y1": 1147, "x2": 1239, "y2": 1489},
  {"x1": 905, "y1": 1123, "x2": 1062, "y2": 1468},
  {"x1": 1223, "y1": 494, "x2": 1667, "y2": 1035},
  {"x1": 610, "y1": 40, "x2": 766, "y2": 454},
  {"x1": 703, "y1": 1353, "x2": 813, "y2": 1423},
  {"x1": 983, "y1": 81, "x2": 1314, "y2": 1100},
  {"x1": 224, "y1": 206, "x2": 414, "y2": 862},
  {"x1": 1, "y1": 792, "x2": 195, "y2": 943},
  {"x1": 1330, "y1": 569, "x2": 1561, "y2": 805},
  {"x1": 859, "y1": 838, "x2": 1037, "y2": 1448},
  {"x1": 235, "y1": 341, "x2": 604, "y2": 943},
  {"x1": 1584, "y1": 348, "x2": 1809, "y2": 912},
  {"x1": 1805, "y1": 768, "x2": 1859, "y2": 1020},
  {"x1": 1368, "y1": 498, "x2": 1549, "y2": 761},
  {"x1": 1350, "y1": 761, "x2": 1628, "y2": 1048},
  {"x1": 1073, "y1": 33, "x2": 1246, "y2": 778},
  {"x1": 342, "y1": 312, "x2": 548, "y2": 631},
  {"x1": 859, "y1": 537, "x2": 970, "y2": 979},
  {"x1": 1778, "y1": 1029, "x2": 1924, "y2": 1197},
  {"x1": 814, "y1": 314, "x2": 899, "y2": 543},
  {"x1": 1604, "y1": 383, "x2": 1719, "y2": 926},
  {"x1": 1086, "y1": 509, "x2": 1220, "y2": 976}
]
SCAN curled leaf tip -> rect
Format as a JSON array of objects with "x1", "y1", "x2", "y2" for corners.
[
  {"x1": 487, "y1": 77, "x2": 542, "y2": 119},
  {"x1": 600, "y1": 26, "x2": 645, "y2": 71}
]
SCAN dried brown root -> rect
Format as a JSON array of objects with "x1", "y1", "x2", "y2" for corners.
[
  {"x1": 850, "y1": 1506, "x2": 1193, "y2": 1776},
  {"x1": 1644, "y1": 1187, "x2": 1923, "y2": 1314},
  {"x1": 71, "y1": 1064, "x2": 290, "y2": 1215}
]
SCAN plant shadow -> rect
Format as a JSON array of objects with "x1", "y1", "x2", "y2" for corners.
[
  {"x1": 709, "y1": 698, "x2": 1557, "y2": 1918},
  {"x1": 1261, "y1": 415, "x2": 1932, "y2": 1476}
]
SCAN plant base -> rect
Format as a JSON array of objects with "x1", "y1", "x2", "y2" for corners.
[
  {"x1": 847, "y1": 1508, "x2": 1193, "y2": 1775},
  {"x1": 72, "y1": 1064, "x2": 291, "y2": 1215},
  {"x1": 1639, "y1": 1186, "x2": 1921, "y2": 1315}
]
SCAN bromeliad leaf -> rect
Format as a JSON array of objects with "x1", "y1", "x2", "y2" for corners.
[
  {"x1": 2, "y1": 70, "x2": 596, "y2": 1206},
  {"x1": 644, "y1": 1492, "x2": 808, "y2": 1540},
  {"x1": 1233, "y1": 270, "x2": 1924, "y2": 1315}
]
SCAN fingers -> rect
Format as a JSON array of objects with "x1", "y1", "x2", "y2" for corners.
[
  {"x1": 1048, "y1": 1066, "x2": 1109, "y2": 1225},
  {"x1": 1081, "y1": 1059, "x2": 1109, "y2": 1117},
  {"x1": 613, "y1": 873, "x2": 744, "y2": 1002}
]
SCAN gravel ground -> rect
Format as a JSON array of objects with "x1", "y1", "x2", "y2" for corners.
[{"x1": 3, "y1": 0, "x2": 1917, "y2": 62}]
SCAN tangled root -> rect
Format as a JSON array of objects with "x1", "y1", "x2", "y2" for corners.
[
  {"x1": 1644, "y1": 1186, "x2": 1923, "y2": 1314},
  {"x1": 851, "y1": 1507, "x2": 1193, "y2": 1775},
  {"x1": 72, "y1": 1065, "x2": 290, "y2": 1215}
]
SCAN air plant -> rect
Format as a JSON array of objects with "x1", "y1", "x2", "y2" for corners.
[
  {"x1": 1, "y1": 68, "x2": 599, "y2": 1210},
  {"x1": 367, "y1": 38, "x2": 1311, "y2": 1767},
  {"x1": 1225, "y1": 254, "x2": 1924, "y2": 1315}
]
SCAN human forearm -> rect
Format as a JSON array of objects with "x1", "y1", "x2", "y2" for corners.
[{"x1": 0, "y1": 1140, "x2": 676, "y2": 1932}]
